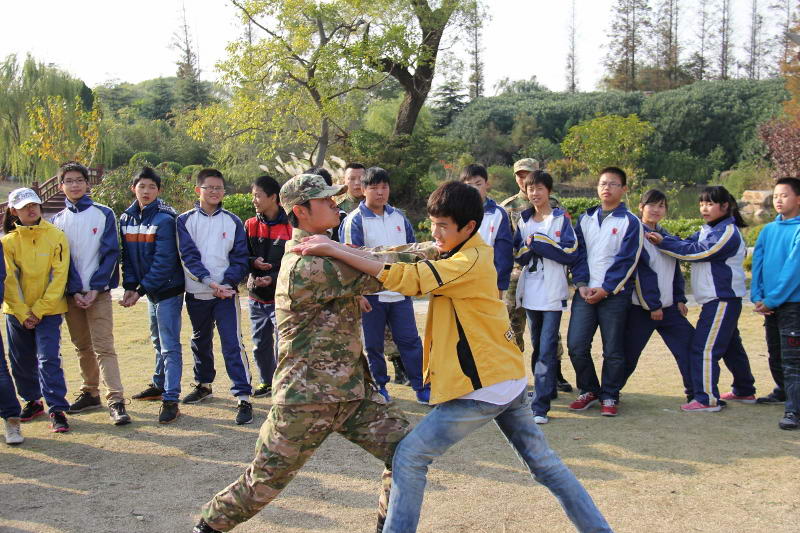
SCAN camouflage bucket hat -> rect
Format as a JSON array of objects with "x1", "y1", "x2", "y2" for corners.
[
  {"x1": 280, "y1": 173, "x2": 347, "y2": 210},
  {"x1": 513, "y1": 158, "x2": 540, "y2": 174}
]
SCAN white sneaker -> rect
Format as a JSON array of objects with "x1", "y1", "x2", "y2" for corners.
[
  {"x1": 4, "y1": 417, "x2": 24, "y2": 445},
  {"x1": 533, "y1": 415, "x2": 549, "y2": 424}
]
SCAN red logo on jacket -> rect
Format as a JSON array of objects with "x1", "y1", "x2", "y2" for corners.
[
  {"x1": 222, "y1": 232, "x2": 227, "y2": 239},
  {"x1": 92, "y1": 227, "x2": 98, "y2": 235},
  {"x1": 612, "y1": 228, "x2": 618, "y2": 235},
  {"x1": 396, "y1": 226, "x2": 402, "y2": 232},
  {"x1": 555, "y1": 230, "x2": 561, "y2": 237}
]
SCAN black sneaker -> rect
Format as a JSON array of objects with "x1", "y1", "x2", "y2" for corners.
[
  {"x1": 132, "y1": 383, "x2": 164, "y2": 401},
  {"x1": 182, "y1": 384, "x2": 213, "y2": 404},
  {"x1": 193, "y1": 519, "x2": 221, "y2": 533},
  {"x1": 235, "y1": 401, "x2": 254, "y2": 425},
  {"x1": 159, "y1": 401, "x2": 180, "y2": 424},
  {"x1": 109, "y1": 401, "x2": 132, "y2": 425},
  {"x1": 252, "y1": 383, "x2": 272, "y2": 398},
  {"x1": 779, "y1": 412, "x2": 799, "y2": 430},
  {"x1": 392, "y1": 359, "x2": 410, "y2": 386},
  {"x1": 756, "y1": 392, "x2": 786, "y2": 404},
  {"x1": 68, "y1": 392, "x2": 102, "y2": 414},
  {"x1": 20, "y1": 400, "x2": 45, "y2": 422},
  {"x1": 557, "y1": 378, "x2": 573, "y2": 393},
  {"x1": 50, "y1": 412, "x2": 70, "y2": 433}
]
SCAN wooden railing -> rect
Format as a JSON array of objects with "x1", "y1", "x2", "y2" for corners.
[{"x1": 0, "y1": 166, "x2": 104, "y2": 215}]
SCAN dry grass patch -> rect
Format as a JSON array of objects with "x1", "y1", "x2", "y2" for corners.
[{"x1": 0, "y1": 303, "x2": 797, "y2": 532}]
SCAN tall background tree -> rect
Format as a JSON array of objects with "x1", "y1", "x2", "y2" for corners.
[
  {"x1": 604, "y1": 0, "x2": 652, "y2": 91},
  {"x1": 466, "y1": 0, "x2": 486, "y2": 100},
  {"x1": 744, "y1": 0, "x2": 767, "y2": 79},
  {"x1": 173, "y1": 4, "x2": 210, "y2": 111},
  {"x1": 565, "y1": 0, "x2": 579, "y2": 93},
  {"x1": 687, "y1": 0, "x2": 714, "y2": 81},
  {"x1": 716, "y1": 0, "x2": 735, "y2": 80}
]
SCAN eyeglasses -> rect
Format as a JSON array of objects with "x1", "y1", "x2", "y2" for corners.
[
  {"x1": 597, "y1": 182, "x2": 623, "y2": 189},
  {"x1": 200, "y1": 186, "x2": 225, "y2": 192},
  {"x1": 63, "y1": 178, "x2": 86, "y2": 185}
]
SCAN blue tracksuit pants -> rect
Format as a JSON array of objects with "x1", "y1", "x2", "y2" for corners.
[
  {"x1": 6, "y1": 314, "x2": 69, "y2": 414},
  {"x1": 622, "y1": 304, "x2": 694, "y2": 396},
  {"x1": 185, "y1": 294, "x2": 252, "y2": 398},
  {"x1": 248, "y1": 299, "x2": 278, "y2": 386},
  {"x1": 362, "y1": 296, "x2": 427, "y2": 392},
  {"x1": 0, "y1": 341, "x2": 21, "y2": 419},
  {"x1": 690, "y1": 298, "x2": 756, "y2": 406}
]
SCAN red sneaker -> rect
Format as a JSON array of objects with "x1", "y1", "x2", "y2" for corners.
[
  {"x1": 600, "y1": 399, "x2": 618, "y2": 417},
  {"x1": 681, "y1": 400, "x2": 721, "y2": 412},
  {"x1": 720, "y1": 392, "x2": 756, "y2": 404},
  {"x1": 569, "y1": 392, "x2": 599, "y2": 411}
]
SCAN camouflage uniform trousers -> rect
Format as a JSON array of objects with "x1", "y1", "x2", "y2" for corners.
[{"x1": 201, "y1": 397, "x2": 410, "y2": 531}]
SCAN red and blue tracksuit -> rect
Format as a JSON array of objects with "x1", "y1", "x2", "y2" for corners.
[
  {"x1": 623, "y1": 224, "x2": 694, "y2": 396},
  {"x1": 656, "y1": 216, "x2": 756, "y2": 406}
]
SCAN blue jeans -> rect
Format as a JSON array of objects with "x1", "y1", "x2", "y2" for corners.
[
  {"x1": 249, "y1": 300, "x2": 278, "y2": 386},
  {"x1": 148, "y1": 294, "x2": 184, "y2": 403},
  {"x1": 384, "y1": 390, "x2": 612, "y2": 533},
  {"x1": 0, "y1": 341, "x2": 21, "y2": 419},
  {"x1": 526, "y1": 309, "x2": 562, "y2": 416},
  {"x1": 567, "y1": 291, "x2": 631, "y2": 401},
  {"x1": 6, "y1": 314, "x2": 70, "y2": 414},
  {"x1": 362, "y1": 296, "x2": 427, "y2": 392}
]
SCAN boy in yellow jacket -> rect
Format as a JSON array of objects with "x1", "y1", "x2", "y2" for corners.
[
  {"x1": 2, "y1": 188, "x2": 71, "y2": 433},
  {"x1": 293, "y1": 181, "x2": 611, "y2": 532}
]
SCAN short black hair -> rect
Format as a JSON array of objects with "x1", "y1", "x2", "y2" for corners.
[
  {"x1": 197, "y1": 168, "x2": 225, "y2": 186},
  {"x1": 640, "y1": 189, "x2": 668, "y2": 209},
  {"x1": 459, "y1": 164, "x2": 488, "y2": 182},
  {"x1": 132, "y1": 166, "x2": 162, "y2": 189},
  {"x1": 345, "y1": 162, "x2": 366, "y2": 172},
  {"x1": 287, "y1": 200, "x2": 310, "y2": 228},
  {"x1": 58, "y1": 161, "x2": 89, "y2": 182},
  {"x1": 427, "y1": 181, "x2": 483, "y2": 232},
  {"x1": 599, "y1": 166, "x2": 627, "y2": 187},
  {"x1": 698, "y1": 185, "x2": 747, "y2": 227},
  {"x1": 775, "y1": 177, "x2": 800, "y2": 196},
  {"x1": 524, "y1": 170, "x2": 553, "y2": 192},
  {"x1": 363, "y1": 167, "x2": 390, "y2": 187},
  {"x1": 305, "y1": 167, "x2": 332, "y2": 186},
  {"x1": 253, "y1": 175, "x2": 280, "y2": 198}
]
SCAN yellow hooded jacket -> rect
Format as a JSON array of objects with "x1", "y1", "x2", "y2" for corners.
[
  {"x1": 2, "y1": 219, "x2": 69, "y2": 323},
  {"x1": 377, "y1": 232, "x2": 525, "y2": 405}
]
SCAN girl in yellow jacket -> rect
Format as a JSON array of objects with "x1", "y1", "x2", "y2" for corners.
[{"x1": 3, "y1": 188, "x2": 71, "y2": 433}]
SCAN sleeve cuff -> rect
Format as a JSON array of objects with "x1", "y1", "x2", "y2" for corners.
[{"x1": 136, "y1": 286, "x2": 147, "y2": 297}]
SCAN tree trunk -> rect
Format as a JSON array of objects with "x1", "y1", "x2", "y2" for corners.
[
  {"x1": 315, "y1": 117, "x2": 329, "y2": 167},
  {"x1": 394, "y1": 89, "x2": 428, "y2": 136}
]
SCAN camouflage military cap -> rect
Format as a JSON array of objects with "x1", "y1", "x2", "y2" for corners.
[
  {"x1": 513, "y1": 158, "x2": 540, "y2": 174},
  {"x1": 280, "y1": 174, "x2": 347, "y2": 210}
]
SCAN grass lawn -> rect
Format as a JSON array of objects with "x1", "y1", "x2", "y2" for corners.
[{"x1": 0, "y1": 301, "x2": 797, "y2": 533}]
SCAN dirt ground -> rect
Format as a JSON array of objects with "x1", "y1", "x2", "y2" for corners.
[{"x1": 0, "y1": 302, "x2": 797, "y2": 533}]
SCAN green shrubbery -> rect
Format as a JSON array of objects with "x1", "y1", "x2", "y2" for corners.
[
  {"x1": 660, "y1": 218, "x2": 704, "y2": 238},
  {"x1": 92, "y1": 160, "x2": 195, "y2": 216},
  {"x1": 223, "y1": 193, "x2": 255, "y2": 223}
]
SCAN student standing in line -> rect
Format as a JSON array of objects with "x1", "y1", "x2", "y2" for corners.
[
  {"x1": 621, "y1": 189, "x2": 694, "y2": 399},
  {"x1": 750, "y1": 177, "x2": 800, "y2": 429},
  {"x1": 513, "y1": 171, "x2": 579, "y2": 424},
  {"x1": 177, "y1": 168, "x2": 253, "y2": 425},
  {"x1": 120, "y1": 167, "x2": 186, "y2": 424},
  {"x1": 2, "y1": 188, "x2": 71, "y2": 433},
  {"x1": 0, "y1": 241, "x2": 24, "y2": 444},
  {"x1": 293, "y1": 181, "x2": 612, "y2": 533},
  {"x1": 568, "y1": 167, "x2": 643, "y2": 417},
  {"x1": 340, "y1": 167, "x2": 430, "y2": 404},
  {"x1": 647, "y1": 185, "x2": 756, "y2": 412},
  {"x1": 52, "y1": 161, "x2": 130, "y2": 425},
  {"x1": 245, "y1": 175, "x2": 291, "y2": 399}
]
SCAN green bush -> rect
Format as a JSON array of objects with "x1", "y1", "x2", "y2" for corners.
[
  {"x1": 180, "y1": 164, "x2": 203, "y2": 180},
  {"x1": 742, "y1": 223, "x2": 766, "y2": 247},
  {"x1": 560, "y1": 197, "x2": 598, "y2": 219},
  {"x1": 157, "y1": 161, "x2": 183, "y2": 174},
  {"x1": 129, "y1": 151, "x2": 161, "y2": 168},
  {"x1": 92, "y1": 162, "x2": 195, "y2": 216},
  {"x1": 416, "y1": 218, "x2": 432, "y2": 242},
  {"x1": 224, "y1": 193, "x2": 255, "y2": 222},
  {"x1": 660, "y1": 218, "x2": 703, "y2": 238},
  {"x1": 548, "y1": 158, "x2": 589, "y2": 183},
  {"x1": 743, "y1": 253, "x2": 753, "y2": 272},
  {"x1": 716, "y1": 161, "x2": 773, "y2": 199},
  {"x1": 486, "y1": 165, "x2": 516, "y2": 200}
]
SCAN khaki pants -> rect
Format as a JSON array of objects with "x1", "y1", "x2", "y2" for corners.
[
  {"x1": 64, "y1": 291, "x2": 124, "y2": 403},
  {"x1": 202, "y1": 396, "x2": 409, "y2": 531}
]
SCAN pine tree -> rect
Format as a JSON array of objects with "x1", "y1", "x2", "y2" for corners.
[
  {"x1": 717, "y1": 0, "x2": 734, "y2": 80},
  {"x1": 652, "y1": 0, "x2": 680, "y2": 88},
  {"x1": 466, "y1": 1, "x2": 486, "y2": 100},
  {"x1": 173, "y1": 4, "x2": 208, "y2": 112},
  {"x1": 770, "y1": 0, "x2": 795, "y2": 68},
  {"x1": 687, "y1": 0, "x2": 714, "y2": 80},
  {"x1": 744, "y1": 0, "x2": 767, "y2": 79},
  {"x1": 565, "y1": 0, "x2": 579, "y2": 93},
  {"x1": 604, "y1": 0, "x2": 653, "y2": 91}
]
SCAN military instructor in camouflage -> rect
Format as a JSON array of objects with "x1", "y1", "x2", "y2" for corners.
[{"x1": 193, "y1": 174, "x2": 412, "y2": 533}]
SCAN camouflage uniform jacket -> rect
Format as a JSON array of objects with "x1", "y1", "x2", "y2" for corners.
[
  {"x1": 337, "y1": 195, "x2": 361, "y2": 216},
  {"x1": 500, "y1": 192, "x2": 564, "y2": 233},
  {"x1": 272, "y1": 228, "x2": 435, "y2": 405}
]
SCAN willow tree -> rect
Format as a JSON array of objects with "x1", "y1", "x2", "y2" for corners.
[{"x1": 0, "y1": 54, "x2": 93, "y2": 179}]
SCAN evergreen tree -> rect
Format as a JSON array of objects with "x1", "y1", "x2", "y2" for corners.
[
  {"x1": 771, "y1": 0, "x2": 796, "y2": 67},
  {"x1": 716, "y1": 0, "x2": 734, "y2": 80},
  {"x1": 744, "y1": 0, "x2": 767, "y2": 80},
  {"x1": 604, "y1": 0, "x2": 653, "y2": 91},
  {"x1": 687, "y1": 0, "x2": 714, "y2": 80},
  {"x1": 565, "y1": 0, "x2": 578, "y2": 93},
  {"x1": 466, "y1": 1, "x2": 486, "y2": 100},
  {"x1": 173, "y1": 4, "x2": 208, "y2": 111}
]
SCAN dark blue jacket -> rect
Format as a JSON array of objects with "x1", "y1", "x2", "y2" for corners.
[{"x1": 119, "y1": 199, "x2": 185, "y2": 301}]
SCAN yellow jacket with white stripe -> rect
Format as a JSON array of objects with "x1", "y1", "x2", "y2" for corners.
[
  {"x1": 377, "y1": 232, "x2": 525, "y2": 405},
  {"x1": 2, "y1": 219, "x2": 69, "y2": 323}
]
